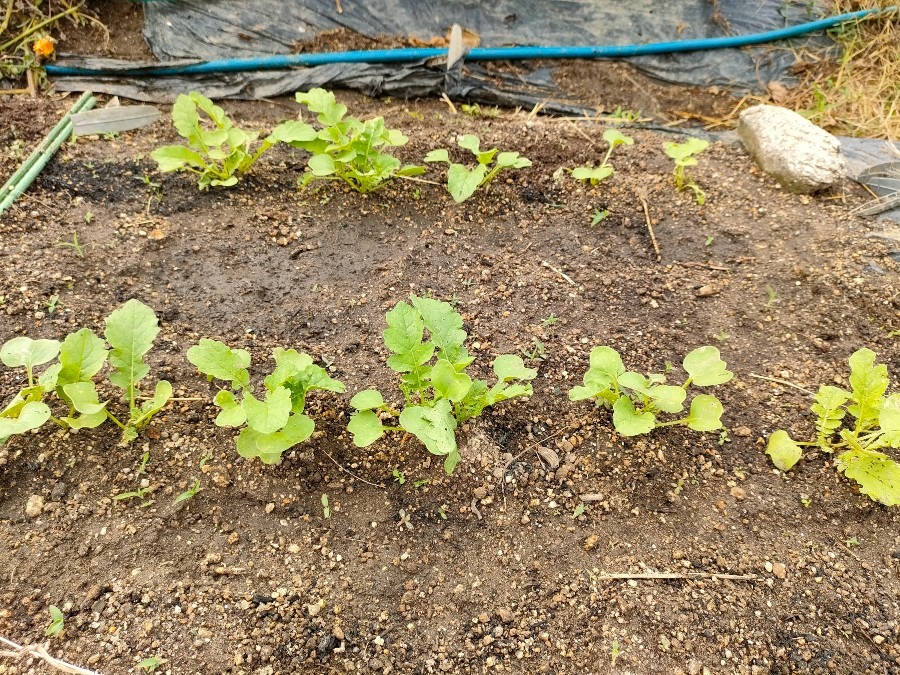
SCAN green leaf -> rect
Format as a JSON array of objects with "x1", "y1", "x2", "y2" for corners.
[
  {"x1": 140, "y1": 379, "x2": 172, "y2": 416},
  {"x1": 266, "y1": 119, "x2": 318, "y2": 144},
  {"x1": 571, "y1": 165, "x2": 614, "y2": 184},
  {"x1": 57, "y1": 328, "x2": 107, "y2": 388},
  {"x1": 424, "y1": 149, "x2": 450, "y2": 163},
  {"x1": 263, "y1": 348, "x2": 314, "y2": 389},
  {"x1": 447, "y1": 163, "x2": 487, "y2": 203},
  {"x1": 348, "y1": 410, "x2": 386, "y2": 447},
  {"x1": 399, "y1": 400, "x2": 458, "y2": 460},
  {"x1": 648, "y1": 385, "x2": 687, "y2": 413},
  {"x1": 430, "y1": 359, "x2": 472, "y2": 402},
  {"x1": 1, "y1": 336, "x2": 60, "y2": 370},
  {"x1": 684, "y1": 394, "x2": 724, "y2": 432},
  {"x1": 683, "y1": 346, "x2": 732, "y2": 386},
  {"x1": 602, "y1": 129, "x2": 634, "y2": 148},
  {"x1": 187, "y1": 338, "x2": 251, "y2": 390},
  {"x1": 811, "y1": 385, "x2": 849, "y2": 448},
  {"x1": 171, "y1": 93, "x2": 202, "y2": 146},
  {"x1": 105, "y1": 299, "x2": 160, "y2": 403},
  {"x1": 495, "y1": 152, "x2": 531, "y2": 169},
  {"x1": 847, "y1": 348, "x2": 888, "y2": 430},
  {"x1": 568, "y1": 385, "x2": 599, "y2": 401},
  {"x1": 663, "y1": 138, "x2": 709, "y2": 161},
  {"x1": 236, "y1": 413, "x2": 315, "y2": 464},
  {"x1": 213, "y1": 389, "x2": 246, "y2": 427},
  {"x1": 879, "y1": 393, "x2": 900, "y2": 432},
  {"x1": 383, "y1": 301, "x2": 434, "y2": 374},
  {"x1": 443, "y1": 449, "x2": 462, "y2": 475},
  {"x1": 612, "y1": 396, "x2": 655, "y2": 436},
  {"x1": 242, "y1": 386, "x2": 291, "y2": 434},
  {"x1": 308, "y1": 153, "x2": 337, "y2": 176},
  {"x1": 457, "y1": 134, "x2": 481, "y2": 154},
  {"x1": 60, "y1": 382, "x2": 108, "y2": 430},
  {"x1": 350, "y1": 389, "x2": 385, "y2": 411},
  {"x1": 837, "y1": 447, "x2": 900, "y2": 506},
  {"x1": 588, "y1": 346, "x2": 625, "y2": 381},
  {"x1": 151, "y1": 145, "x2": 207, "y2": 172},
  {"x1": 295, "y1": 88, "x2": 347, "y2": 127},
  {"x1": 491, "y1": 354, "x2": 535, "y2": 383},
  {"x1": 409, "y1": 294, "x2": 467, "y2": 362},
  {"x1": 765, "y1": 430, "x2": 802, "y2": 471},
  {"x1": 0, "y1": 400, "x2": 51, "y2": 439}
]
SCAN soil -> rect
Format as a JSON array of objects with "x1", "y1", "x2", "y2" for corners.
[{"x1": 1, "y1": 7, "x2": 900, "y2": 675}]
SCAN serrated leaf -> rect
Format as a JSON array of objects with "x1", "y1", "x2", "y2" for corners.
[
  {"x1": 384, "y1": 301, "x2": 426, "y2": 355},
  {"x1": 236, "y1": 413, "x2": 315, "y2": 464},
  {"x1": 837, "y1": 447, "x2": 900, "y2": 506},
  {"x1": 295, "y1": 88, "x2": 347, "y2": 127},
  {"x1": 492, "y1": 354, "x2": 537, "y2": 382},
  {"x1": 409, "y1": 294, "x2": 467, "y2": 362},
  {"x1": 266, "y1": 119, "x2": 318, "y2": 144},
  {"x1": 443, "y1": 449, "x2": 462, "y2": 475},
  {"x1": 811, "y1": 385, "x2": 849, "y2": 448},
  {"x1": 1, "y1": 337, "x2": 60, "y2": 370},
  {"x1": 242, "y1": 386, "x2": 291, "y2": 434},
  {"x1": 399, "y1": 400, "x2": 457, "y2": 459},
  {"x1": 264, "y1": 348, "x2": 313, "y2": 389},
  {"x1": 765, "y1": 430, "x2": 802, "y2": 471},
  {"x1": 187, "y1": 338, "x2": 251, "y2": 390},
  {"x1": 430, "y1": 359, "x2": 472, "y2": 402},
  {"x1": 879, "y1": 393, "x2": 900, "y2": 432},
  {"x1": 171, "y1": 93, "x2": 202, "y2": 146},
  {"x1": 684, "y1": 394, "x2": 724, "y2": 432},
  {"x1": 58, "y1": 328, "x2": 107, "y2": 388},
  {"x1": 348, "y1": 410, "x2": 386, "y2": 447},
  {"x1": 847, "y1": 348, "x2": 888, "y2": 430},
  {"x1": 612, "y1": 396, "x2": 655, "y2": 436},
  {"x1": 683, "y1": 346, "x2": 732, "y2": 386},
  {"x1": 213, "y1": 389, "x2": 246, "y2": 427},
  {"x1": 104, "y1": 299, "x2": 160, "y2": 402}
]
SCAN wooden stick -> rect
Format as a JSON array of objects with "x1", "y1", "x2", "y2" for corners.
[
  {"x1": 0, "y1": 637, "x2": 101, "y2": 675},
  {"x1": 591, "y1": 572, "x2": 759, "y2": 582},
  {"x1": 747, "y1": 373, "x2": 816, "y2": 396},
  {"x1": 635, "y1": 189, "x2": 661, "y2": 261},
  {"x1": 541, "y1": 260, "x2": 575, "y2": 285}
]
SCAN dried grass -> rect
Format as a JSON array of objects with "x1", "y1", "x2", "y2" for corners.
[{"x1": 783, "y1": 0, "x2": 899, "y2": 139}]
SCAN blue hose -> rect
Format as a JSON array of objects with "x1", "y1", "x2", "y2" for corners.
[{"x1": 45, "y1": 6, "x2": 896, "y2": 77}]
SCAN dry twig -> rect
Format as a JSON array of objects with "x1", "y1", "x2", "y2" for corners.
[{"x1": 0, "y1": 637, "x2": 101, "y2": 675}]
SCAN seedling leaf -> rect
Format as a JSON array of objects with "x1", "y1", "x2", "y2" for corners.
[
  {"x1": 766, "y1": 430, "x2": 802, "y2": 470},
  {"x1": 105, "y1": 299, "x2": 160, "y2": 403},
  {"x1": 612, "y1": 396, "x2": 656, "y2": 436},
  {"x1": 847, "y1": 347, "x2": 888, "y2": 430},
  {"x1": 236, "y1": 413, "x2": 315, "y2": 464},
  {"x1": 187, "y1": 338, "x2": 251, "y2": 390},
  {"x1": 242, "y1": 386, "x2": 291, "y2": 434},
  {"x1": 683, "y1": 346, "x2": 733, "y2": 386},
  {"x1": 684, "y1": 394, "x2": 724, "y2": 432},
  {"x1": 350, "y1": 389, "x2": 385, "y2": 411},
  {"x1": 0, "y1": 337, "x2": 60, "y2": 370},
  {"x1": 348, "y1": 410, "x2": 386, "y2": 447},
  {"x1": 837, "y1": 447, "x2": 900, "y2": 506},
  {"x1": 213, "y1": 389, "x2": 246, "y2": 427}
]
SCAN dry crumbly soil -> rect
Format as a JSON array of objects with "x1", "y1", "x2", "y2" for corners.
[{"x1": 0, "y1": 86, "x2": 899, "y2": 675}]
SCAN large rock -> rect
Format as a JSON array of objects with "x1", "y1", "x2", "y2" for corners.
[{"x1": 738, "y1": 105, "x2": 846, "y2": 194}]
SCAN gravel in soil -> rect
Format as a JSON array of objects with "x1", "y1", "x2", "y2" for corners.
[{"x1": 0, "y1": 94, "x2": 899, "y2": 675}]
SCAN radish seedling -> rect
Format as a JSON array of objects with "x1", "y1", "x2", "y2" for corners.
[
  {"x1": 570, "y1": 346, "x2": 732, "y2": 436},
  {"x1": 152, "y1": 92, "x2": 316, "y2": 189},
  {"x1": 187, "y1": 339, "x2": 344, "y2": 464},
  {"x1": 347, "y1": 295, "x2": 537, "y2": 473},
  {"x1": 766, "y1": 348, "x2": 900, "y2": 506},
  {"x1": 570, "y1": 129, "x2": 633, "y2": 186},
  {"x1": 291, "y1": 88, "x2": 425, "y2": 193},
  {"x1": 663, "y1": 137, "x2": 709, "y2": 205},
  {"x1": 425, "y1": 135, "x2": 531, "y2": 203}
]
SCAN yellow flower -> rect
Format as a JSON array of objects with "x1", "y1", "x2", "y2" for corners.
[{"x1": 32, "y1": 37, "x2": 56, "y2": 58}]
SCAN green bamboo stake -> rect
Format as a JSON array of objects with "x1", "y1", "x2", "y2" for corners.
[{"x1": 0, "y1": 91, "x2": 96, "y2": 217}]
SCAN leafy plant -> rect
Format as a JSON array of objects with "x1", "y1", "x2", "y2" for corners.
[
  {"x1": 45, "y1": 605, "x2": 64, "y2": 638},
  {"x1": 570, "y1": 346, "x2": 732, "y2": 436},
  {"x1": 173, "y1": 479, "x2": 202, "y2": 504},
  {"x1": 186, "y1": 339, "x2": 344, "y2": 464},
  {"x1": 425, "y1": 134, "x2": 531, "y2": 203},
  {"x1": 663, "y1": 137, "x2": 709, "y2": 205},
  {"x1": 152, "y1": 92, "x2": 315, "y2": 189},
  {"x1": 765, "y1": 348, "x2": 900, "y2": 506},
  {"x1": 136, "y1": 656, "x2": 167, "y2": 673},
  {"x1": 570, "y1": 129, "x2": 633, "y2": 186},
  {"x1": 291, "y1": 88, "x2": 425, "y2": 193},
  {"x1": 347, "y1": 295, "x2": 537, "y2": 473},
  {"x1": 105, "y1": 300, "x2": 172, "y2": 443}
]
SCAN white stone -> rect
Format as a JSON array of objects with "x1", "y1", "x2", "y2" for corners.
[
  {"x1": 25, "y1": 494, "x2": 44, "y2": 518},
  {"x1": 738, "y1": 104, "x2": 846, "y2": 193}
]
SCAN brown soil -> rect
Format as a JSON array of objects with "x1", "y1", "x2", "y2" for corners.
[{"x1": 1, "y1": 89, "x2": 899, "y2": 675}]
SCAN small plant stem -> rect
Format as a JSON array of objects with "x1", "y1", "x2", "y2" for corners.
[
  {"x1": 635, "y1": 189, "x2": 661, "y2": 262},
  {"x1": 105, "y1": 412, "x2": 127, "y2": 431},
  {"x1": 747, "y1": 373, "x2": 816, "y2": 396}
]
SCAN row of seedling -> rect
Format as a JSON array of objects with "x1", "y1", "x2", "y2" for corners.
[
  {"x1": 1, "y1": 298, "x2": 897, "y2": 505},
  {"x1": 151, "y1": 90, "x2": 709, "y2": 204}
]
